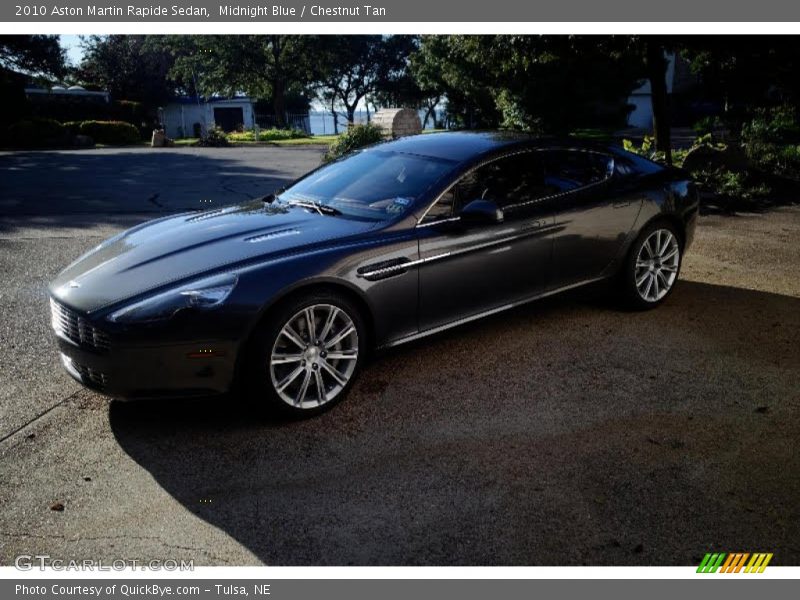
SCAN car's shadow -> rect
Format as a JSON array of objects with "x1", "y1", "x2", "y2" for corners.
[{"x1": 109, "y1": 281, "x2": 800, "y2": 565}]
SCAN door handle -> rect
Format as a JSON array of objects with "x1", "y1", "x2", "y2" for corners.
[{"x1": 612, "y1": 200, "x2": 631, "y2": 208}]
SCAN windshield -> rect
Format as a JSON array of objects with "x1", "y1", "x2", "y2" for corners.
[{"x1": 279, "y1": 150, "x2": 456, "y2": 220}]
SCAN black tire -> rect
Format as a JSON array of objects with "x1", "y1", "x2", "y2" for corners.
[
  {"x1": 618, "y1": 220, "x2": 683, "y2": 310},
  {"x1": 245, "y1": 289, "x2": 367, "y2": 417}
]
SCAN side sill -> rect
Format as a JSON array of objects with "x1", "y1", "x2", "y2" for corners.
[{"x1": 377, "y1": 276, "x2": 607, "y2": 350}]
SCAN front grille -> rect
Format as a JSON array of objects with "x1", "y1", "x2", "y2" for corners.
[
  {"x1": 61, "y1": 354, "x2": 108, "y2": 389},
  {"x1": 50, "y1": 298, "x2": 111, "y2": 352}
]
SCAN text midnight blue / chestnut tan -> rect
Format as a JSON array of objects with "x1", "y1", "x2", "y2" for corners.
[{"x1": 24, "y1": 4, "x2": 388, "y2": 18}]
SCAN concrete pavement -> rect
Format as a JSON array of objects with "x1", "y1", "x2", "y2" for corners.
[{"x1": 1, "y1": 147, "x2": 798, "y2": 565}]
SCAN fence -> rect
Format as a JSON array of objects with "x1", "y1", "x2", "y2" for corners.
[
  {"x1": 255, "y1": 109, "x2": 445, "y2": 136},
  {"x1": 254, "y1": 113, "x2": 312, "y2": 134}
]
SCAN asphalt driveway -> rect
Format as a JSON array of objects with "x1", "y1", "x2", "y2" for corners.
[
  {"x1": 0, "y1": 145, "x2": 325, "y2": 217},
  {"x1": 1, "y1": 146, "x2": 798, "y2": 566}
]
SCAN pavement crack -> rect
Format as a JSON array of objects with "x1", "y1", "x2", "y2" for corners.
[
  {"x1": 221, "y1": 181, "x2": 255, "y2": 201},
  {"x1": 0, "y1": 390, "x2": 81, "y2": 446}
]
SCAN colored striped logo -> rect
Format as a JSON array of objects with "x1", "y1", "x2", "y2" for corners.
[{"x1": 697, "y1": 552, "x2": 773, "y2": 573}]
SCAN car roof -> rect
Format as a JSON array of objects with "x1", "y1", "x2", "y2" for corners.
[{"x1": 367, "y1": 131, "x2": 625, "y2": 164}]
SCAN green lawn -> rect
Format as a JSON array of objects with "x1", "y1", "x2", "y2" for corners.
[
  {"x1": 172, "y1": 138, "x2": 199, "y2": 146},
  {"x1": 260, "y1": 135, "x2": 338, "y2": 146},
  {"x1": 170, "y1": 135, "x2": 337, "y2": 147}
]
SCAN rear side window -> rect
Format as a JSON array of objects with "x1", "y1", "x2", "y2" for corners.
[{"x1": 542, "y1": 150, "x2": 614, "y2": 194}]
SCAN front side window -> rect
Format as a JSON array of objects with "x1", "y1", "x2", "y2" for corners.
[
  {"x1": 281, "y1": 150, "x2": 456, "y2": 221},
  {"x1": 422, "y1": 152, "x2": 550, "y2": 222}
]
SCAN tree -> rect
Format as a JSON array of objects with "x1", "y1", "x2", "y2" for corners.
[
  {"x1": 0, "y1": 35, "x2": 65, "y2": 77},
  {"x1": 411, "y1": 36, "x2": 500, "y2": 129},
  {"x1": 313, "y1": 36, "x2": 407, "y2": 125},
  {"x1": 0, "y1": 35, "x2": 65, "y2": 125},
  {"x1": 411, "y1": 35, "x2": 644, "y2": 133},
  {"x1": 76, "y1": 35, "x2": 178, "y2": 108},
  {"x1": 164, "y1": 35, "x2": 315, "y2": 127},
  {"x1": 644, "y1": 38, "x2": 672, "y2": 164},
  {"x1": 681, "y1": 36, "x2": 800, "y2": 128},
  {"x1": 369, "y1": 35, "x2": 443, "y2": 127}
]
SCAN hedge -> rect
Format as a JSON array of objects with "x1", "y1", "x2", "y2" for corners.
[
  {"x1": 4, "y1": 118, "x2": 67, "y2": 148},
  {"x1": 78, "y1": 120, "x2": 141, "y2": 145},
  {"x1": 228, "y1": 127, "x2": 309, "y2": 142}
]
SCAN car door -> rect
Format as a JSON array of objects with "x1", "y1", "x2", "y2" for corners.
[
  {"x1": 543, "y1": 149, "x2": 643, "y2": 288},
  {"x1": 416, "y1": 151, "x2": 557, "y2": 332}
]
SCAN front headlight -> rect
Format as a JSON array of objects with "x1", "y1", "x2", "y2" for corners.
[{"x1": 107, "y1": 273, "x2": 238, "y2": 323}]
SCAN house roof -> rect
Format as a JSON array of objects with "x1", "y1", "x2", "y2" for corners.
[{"x1": 167, "y1": 96, "x2": 255, "y2": 105}]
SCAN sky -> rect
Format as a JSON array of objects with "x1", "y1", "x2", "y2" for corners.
[
  {"x1": 60, "y1": 35, "x2": 85, "y2": 66},
  {"x1": 55, "y1": 35, "x2": 369, "y2": 112}
]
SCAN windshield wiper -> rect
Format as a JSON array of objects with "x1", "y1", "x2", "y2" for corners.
[{"x1": 286, "y1": 199, "x2": 341, "y2": 216}]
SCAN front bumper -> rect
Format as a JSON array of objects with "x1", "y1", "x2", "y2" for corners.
[
  {"x1": 56, "y1": 335, "x2": 237, "y2": 400},
  {"x1": 51, "y1": 299, "x2": 242, "y2": 400}
]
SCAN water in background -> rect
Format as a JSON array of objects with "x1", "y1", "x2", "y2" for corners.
[{"x1": 308, "y1": 109, "x2": 443, "y2": 135}]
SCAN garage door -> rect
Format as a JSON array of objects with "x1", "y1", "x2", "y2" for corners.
[{"x1": 213, "y1": 107, "x2": 245, "y2": 132}]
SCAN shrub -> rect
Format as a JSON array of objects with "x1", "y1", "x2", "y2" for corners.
[
  {"x1": 741, "y1": 105, "x2": 800, "y2": 145},
  {"x1": 62, "y1": 120, "x2": 83, "y2": 136},
  {"x1": 78, "y1": 120, "x2": 141, "y2": 145},
  {"x1": 693, "y1": 168, "x2": 771, "y2": 207},
  {"x1": 623, "y1": 134, "x2": 772, "y2": 207},
  {"x1": 228, "y1": 127, "x2": 309, "y2": 142},
  {"x1": 324, "y1": 123, "x2": 385, "y2": 162},
  {"x1": 196, "y1": 126, "x2": 229, "y2": 147},
  {"x1": 4, "y1": 118, "x2": 67, "y2": 148},
  {"x1": 692, "y1": 116, "x2": 724, "y2": 137},
  {"x1": 622, "y1": 135, "x2": 690, "y2": 167},
  {"x1": 741, "y1": 106, "x2": 800, "y2": 179}
]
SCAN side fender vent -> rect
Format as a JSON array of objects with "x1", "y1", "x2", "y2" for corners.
[{"x1": 357, "y1": 257, "x2": 413, "y2": 281}]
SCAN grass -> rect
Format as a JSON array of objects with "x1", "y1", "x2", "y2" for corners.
[
  {"x1": 170, "y1": 135, "x2": 337, "y2": 147},
  {"x1": 569, "y1": 128, "x2": 616, "y2": 140},
  {"x1": 267, "y1": 135, "x2": 338, "y2": 146}
]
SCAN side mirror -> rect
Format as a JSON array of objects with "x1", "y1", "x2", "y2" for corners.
[{"x1": 460, "y1": 199, "x2": 504, "y2": 224}]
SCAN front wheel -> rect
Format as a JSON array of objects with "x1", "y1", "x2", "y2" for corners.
[
  {"x1": 618, "y1": 222, "x2": 682, "y2": 310},
  {"x1": 247, "y1": 291, "x2": 366, "y2": 416}
]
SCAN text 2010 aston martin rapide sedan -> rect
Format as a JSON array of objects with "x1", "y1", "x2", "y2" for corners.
[{"x1": 49, "y1": 132, "x2": 698, "y2": 414}]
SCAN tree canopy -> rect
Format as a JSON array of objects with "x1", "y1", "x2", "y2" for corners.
[
  {"x1": 0, "y1": 35, "x2": 65, "y2": 78},
  {"x1": 76, "y1": 35, "x2": 178, "y2": 107}
]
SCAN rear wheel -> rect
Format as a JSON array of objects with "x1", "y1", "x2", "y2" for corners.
[
  {"x1": 247, "y1": 291, "x2": 366, "y2": 416},
  {"x1": 618, "y1": 221, "x2": 682, "y2": 310}
]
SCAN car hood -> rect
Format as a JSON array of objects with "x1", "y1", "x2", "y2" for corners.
[{"x1": 50, "y1": 201, "x2": 379, "y2": 314}]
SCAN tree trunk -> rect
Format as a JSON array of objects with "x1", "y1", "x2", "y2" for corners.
[
  {"x1": 423, "y1": 97, "x2": 440, "y2": 129},
  {"x1": 272, "y1": 78, "x2": 287, "y2": 128},
  {"x1": 331, "y1": 97, "x2": 339, "y2": 135},
  {"x1": 646, "y1": 40, "x2": 672, "y2": 165}
]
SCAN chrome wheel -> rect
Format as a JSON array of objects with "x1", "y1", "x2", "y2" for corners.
[
  {"x1": 269, "y1": 304, "x2": 359, "y2": 409},
  {"x1": 635, "y1": 228, "x2": 680, "y2": 303}
]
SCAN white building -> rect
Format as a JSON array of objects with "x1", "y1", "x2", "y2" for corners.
[
  {"x1": 626, "y1": 53, "x2": 698, "y2": 130},
  {"x1": 161, "y1": 97, "x2": 256, "y2": 139},
  {"x1": 626, "y1": 54, "x2": 677, "y2": 129}
]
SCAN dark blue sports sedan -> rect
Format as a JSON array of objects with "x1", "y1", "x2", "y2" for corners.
[{"x1": 49, "y1": 132, "x2": 698, "y2": 415}]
